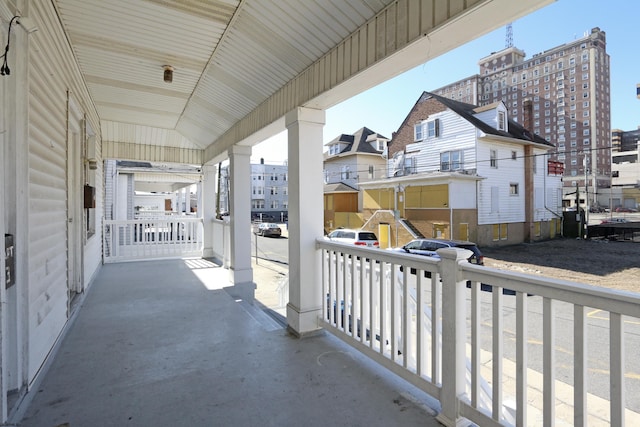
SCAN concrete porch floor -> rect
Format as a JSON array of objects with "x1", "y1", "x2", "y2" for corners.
[{"x1": 13, "y1": 258, "x2": 443, "y2": 427}]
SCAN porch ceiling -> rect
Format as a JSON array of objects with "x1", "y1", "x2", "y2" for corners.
[
  {"x1": 53, "y1": 0, "x2": 554, "y2": 157},
  {"x1": 54, "y1": 0, "x2": 393, "y2": 151}
]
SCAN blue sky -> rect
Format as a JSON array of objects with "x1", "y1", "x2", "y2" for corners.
[{"x1": 251, "y1": 0, "x2": 640, "y2": 164}]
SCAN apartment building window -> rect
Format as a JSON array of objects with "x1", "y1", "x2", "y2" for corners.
[
  {"x1": 582, "y1": 73, "x2": 588, "y2": 80},
  {"x1": 283, "y1": 201, "x2": 288, "y2": 209},
  {"x1": 490, "y1": 149, "x2": 498, "y2": 168},
  {"x1": 583, "y1": 138, "x2": 590, "y2": 145},
  {"x1": 253, "y1": 200, "x2": 265, "y2": 209},
  {"x1": 270, "y1": 187, "x2": 278, "y2": 195},
  {"x1": 270, "y1": 200, "x2": 278, "y2": 209},
  {"x1": 583, "y1": 110, "x2": 589, "y2": 117},
  {"x1": 583, "y1": 120, "x2": 589, "y2": 126},
  {"x1": 583, "y1": 129, "x2": 590, "y2": 136},
  {"x1": 283, "y1": 186, "x2": 288, "y2": 195}
]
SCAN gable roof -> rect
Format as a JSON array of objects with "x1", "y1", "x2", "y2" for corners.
[
  {"x1": 404, "y1": 92, "x2": 553, "y2": 147},
  {"x1": 325, "y1": 127, "x2": 389, "y2": 156},
  {"x1": 324, "y1": 182, "x2": 359, "y2": 193}
]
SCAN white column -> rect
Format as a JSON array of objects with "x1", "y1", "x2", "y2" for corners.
[
  {"x1": 201, "y1": 164, "x2": 216, "y2": 258},
  {"x1": 228, "y1": 145, "x2": 253, "y2": 287},
  {"x1": 285, "y1": 107, "x2": 325, "y2": 336}
]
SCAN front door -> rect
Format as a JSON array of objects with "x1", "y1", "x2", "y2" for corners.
[{"x1": 66, "y1": 97, "x2": 84, "y2": 312}]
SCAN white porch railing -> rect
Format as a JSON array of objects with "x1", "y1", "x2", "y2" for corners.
[
  {"x1": 317, "y1": 239, "x2": 640, "y2": 426},
  {"x1": 103, "y1": 218, "x2": 204, "y2": 263}
]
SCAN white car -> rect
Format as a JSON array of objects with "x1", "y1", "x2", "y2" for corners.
[{"x1": 325, "y1": 229, "x2": 379, "y2": 247}]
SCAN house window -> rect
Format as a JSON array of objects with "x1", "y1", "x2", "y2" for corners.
[
  {"x1": 426, "y1": 118, "x2": 440, "y2": 138},
  {"x1": 414, "y1": 123, "x2": 423, "y2": 141},
  {"x1": 492, "y1": 223, "x2": 508, "y2": 241},
  {"x1": 329, "y1": 144, "x2": 341, "y2": 155},
  {"x1": 510, "y1": 183, "x2": 519, "y2": 195},
  {"x1": 341, "y1": 165, "x2": 351, "y2": 180},
  {"x1": 441, "y1": 150, "x2": 462, "y2": 171},
  {"x1": 497, "y1": 111, "x2": 506, "y2": 131},
  {"x1": 490, "y1": 150, "x2": 498, "y2": 168},
  {"x1": 511, "y1": 151, "x2": 517, "y2": 160}
]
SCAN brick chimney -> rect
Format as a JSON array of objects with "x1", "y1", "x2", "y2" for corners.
[{"x1": 522, "y1": 99, "x2": 535, "y2": 241}]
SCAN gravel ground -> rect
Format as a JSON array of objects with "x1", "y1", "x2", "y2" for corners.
[{"x1": 480, "y1": 238, "x2": 640, "y2": 293}]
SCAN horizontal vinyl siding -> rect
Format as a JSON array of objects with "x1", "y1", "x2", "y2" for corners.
[
  {"x1": 27, "y1": 1, "x2": 102, "y2": 382},
  {"x1": 29, "y1": 22, "x2": 69, "y2": 381},
  {"x1": 410, "y1": 110, "x2": 476, "y2": 174},
  {"x1": 533, "y1": 150, "x2": 563, "y2": 221},
  {"x1": 477, "y1": 140, "x2": 525, "y2": 225}
]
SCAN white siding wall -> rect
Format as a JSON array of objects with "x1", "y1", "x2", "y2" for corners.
[
  {"x1": 449, "y1": 180, "x2": 477, "y2": 209},
  {"x1": 533, "y1": 149, "x2": 563, "y2": 221},
  {"x1": 26, "y1": 1, "x2": 102, "y2": 382},
  {"x1": 324, "y1": 156, "x2": 359, "y2": 188},
  {"x1": 409, "y1": 110, "x2": 477, "y2": 174},
  {"x1": 477, "y1": 140, "x2": 525, "y2": 225}
]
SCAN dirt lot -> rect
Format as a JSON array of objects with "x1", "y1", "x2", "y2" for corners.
[{"x1": 481, "y1": 238, "x2": 640, "y2": 294}]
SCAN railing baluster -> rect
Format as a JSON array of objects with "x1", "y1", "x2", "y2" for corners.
[
  {"x1": 350, "y1": 253, "x2": 356, "y2": 338},
  {"x1": 391, "y1": 263, "x2": 397, "y2": 362},
  {"x1": 516, "y1": 291, "x2": 528, "y2": 426},
  {"x1": 369, "y1": 257, "x2": 374, "y2": 349},
  {"x1": 359, "y1": 257, "x2": 365, "y2": 344},
  {"x1": 379, "y1": 262, "x2": 385, "y2": 355},
  {"x1": 492, "y1": 285, "x2": 503, "y2": 421},
  {"x1": 574, "y1": 304, "x2": 586, "y2": 427},
  {"x1": 402, "y1": 265, "x2": 409, "y2": 369},
  {"x1": 416, "y1": 268, "x2": 424, "y2": 376},
  {"x1": 610, "y1": 312, "x2": 625, "y2": 427},
  {"x1": 543, "y1": 297, "x2": 556, "y2": 427},
  {"x1": 471, "y1": 281, "x2": 481, "y2": 409},
  {"x1": 431, "y1": 274, "x2": 441, "y2": 384}
]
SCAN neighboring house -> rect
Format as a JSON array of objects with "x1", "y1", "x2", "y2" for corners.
[
  {"x1": 219, "y1": 159, "x2": 289, "y2": 222},
  {"x1": 360, "y1": 92, "x2": 563, "y2": 247},
  {"x1": 323, "y1": 127, "x2": 389, "y2": 231}
]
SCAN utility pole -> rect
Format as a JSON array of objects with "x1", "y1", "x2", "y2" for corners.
[
  {"x1": 576, "y1": 182, "x2": 582, "y2": 239},
  {"x1": 584, "y1": 155, "x2": 589, "y2": 225}
]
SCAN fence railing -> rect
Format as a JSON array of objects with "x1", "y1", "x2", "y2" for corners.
[
  {"x1": 103, "y1": 218, "x2": 203, "y2": 263},
  {"x1": 317, "y1": 239, "x2": 640, "y2": 426}
]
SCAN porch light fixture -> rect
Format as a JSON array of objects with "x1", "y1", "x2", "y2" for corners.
[{"x1": 163, "y1": 65, "x2": 174, "y2": 83}]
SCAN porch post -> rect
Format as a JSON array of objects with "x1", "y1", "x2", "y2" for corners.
[
  {"x1": 436, "y1": 247, "x2": 472, "y2": 426},
  {"x1": 285, "y1": 107, "x2": 325, "y2": 336},
  {"x1": 201, "y1": 164, "x2": 216, "y2": 258},
  {"x1": 227, "y1": 145, "x2": 254, "y2": 288}
]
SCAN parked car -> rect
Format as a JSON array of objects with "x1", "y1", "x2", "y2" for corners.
[
  {"x1": 390, "y1": 238, "x2": 484, "y2": 265},
  {"x1": 254, "y1": 223, "x2": 282, "y2": 237},
  {"x1": 615, "y1": 207, "x2": 637, "y2": 213},
  {"x1": 601, "y1": 218, "x2": 629, "y2": 224},
  {"x1": 325, "y1": 228, "x2": 379, "y2": 248}
]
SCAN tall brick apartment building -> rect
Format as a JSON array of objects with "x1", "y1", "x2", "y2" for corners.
[{"x1": 430, "y1": 27, "x2": 610, "y2": 206}]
